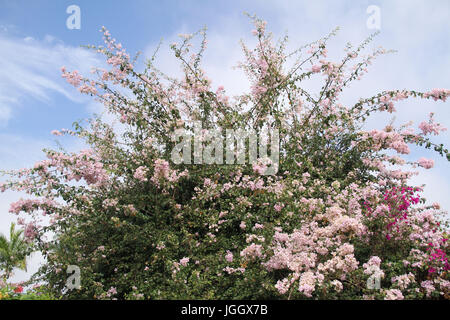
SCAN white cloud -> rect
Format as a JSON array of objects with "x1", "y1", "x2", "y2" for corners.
[
  {"x1": 0, "y1": 134, "x2": 49, "y2": 169},
  {"x1": 0, "y1": 33, "x2": 102, "y2": 126}
]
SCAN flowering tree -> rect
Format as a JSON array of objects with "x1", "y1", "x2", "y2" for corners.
[{"x1": 1, "y1": 16, "x2": 449, "y2": 300}]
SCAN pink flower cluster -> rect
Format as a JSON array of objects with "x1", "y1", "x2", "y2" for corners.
[
  {"x1": 365, "y1": 186, "x2": 421, "y2": 239},
  {"x1": 426, "y1": 241, "x2": 450, "y2": 274},
  {"x1": 418, "y1": 113, "x2": 447, "y2": 136},
  {"x1": 391, "y1": 273, "x2": 415, "y2": 290},
  {"x1": 61, "y1": 67, "x2": 82, "y2": 87},
  {"x1": 367, "y1": 129, "x2": 410, "y2": 154},
  {"x1": 179, "y1": 257, "x2": 190, "y2": 267},
  {"x1": 384, "y1": 289, "x2": 404, "y2": 300},
  {"x1": 44, "y1": 149, "x2": 110, "y2": 187},
  {"x1": 134, "y1": 166, "x2": 149, "y2": 182},
  {"x1": 9, "y1": 198, "x2": 58, "y2": 215},
  {"x1": 150, "y1": 159, "x2": 188, "y2": 188},
  {"x1": 417, "y1": 157, "x2": 434, "y2": 169},
  {"x1": 240, "y1": 243, "x2": 265, "y2": 260},
  {"x1": 23, "y1": 222, "x2": 39, "y2": 241},
  {"x1": 423, "y1": 88, "x2": 450, "y2": 102},
  {"x1": 225, "y1": 250, "x2": 233, "y2": 263}
]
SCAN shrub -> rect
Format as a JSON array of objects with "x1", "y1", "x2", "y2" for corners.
[{"x1": 1, "y1": 16, "x2": 449, "y2": 300}]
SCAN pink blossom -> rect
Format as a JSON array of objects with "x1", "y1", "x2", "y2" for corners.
[
  {"x1": 51, "y1": 130, "x2": 63, "y2": 136},
  {"x1": 61, "y1": 68, "x2": 82, "y2": 87},
  {"x1": 253, "y1": 223, "x2": 264, "y2": 230},
  {"x1": 275, "y1": 278, "x2": 290, "y2": 295},
  {"x1": 418, "y1": 157, "x2": 434, "y2": 169},
  {"x1": 134, "y1": 166, "x2": 148, "y2": 182},
  {"x1": 384, "y1": 289, "x2": 404, "y2": 300},
  {"x1": 311, "y1": 65, "x2": 322, "y2": 73},
  {"x1": 240, "y1": 243, "x2": 264, "y2": 260},
  {"x1": 180, "y1": 257, "x2": 189, "y2": 266},
  {"x1": 225, "y1": 251, "x2": 233, "y2": 263},
  {"x1": 274, "y1": 203, "x2": 283, "y2": 212}
]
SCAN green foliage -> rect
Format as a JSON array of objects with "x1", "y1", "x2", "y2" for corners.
[{"x1": 0, "y1": 223, "x2": 31, "y2": 280}]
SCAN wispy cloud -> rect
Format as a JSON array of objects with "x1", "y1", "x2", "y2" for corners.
[
  {"x1": 0, "y1": 33, "x2": 101, "y2": 126},
  {"x1": 0, "y1": 133, "x2": 49, "y2": 169}
]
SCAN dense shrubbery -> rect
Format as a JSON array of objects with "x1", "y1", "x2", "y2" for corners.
[{"x1": 1, "y1": 16, "x2": 449, "y2": 299}]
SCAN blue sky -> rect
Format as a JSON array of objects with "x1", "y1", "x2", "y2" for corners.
[{"x1": 0, "y1": 0, "x2": 449, "y2": 282}]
